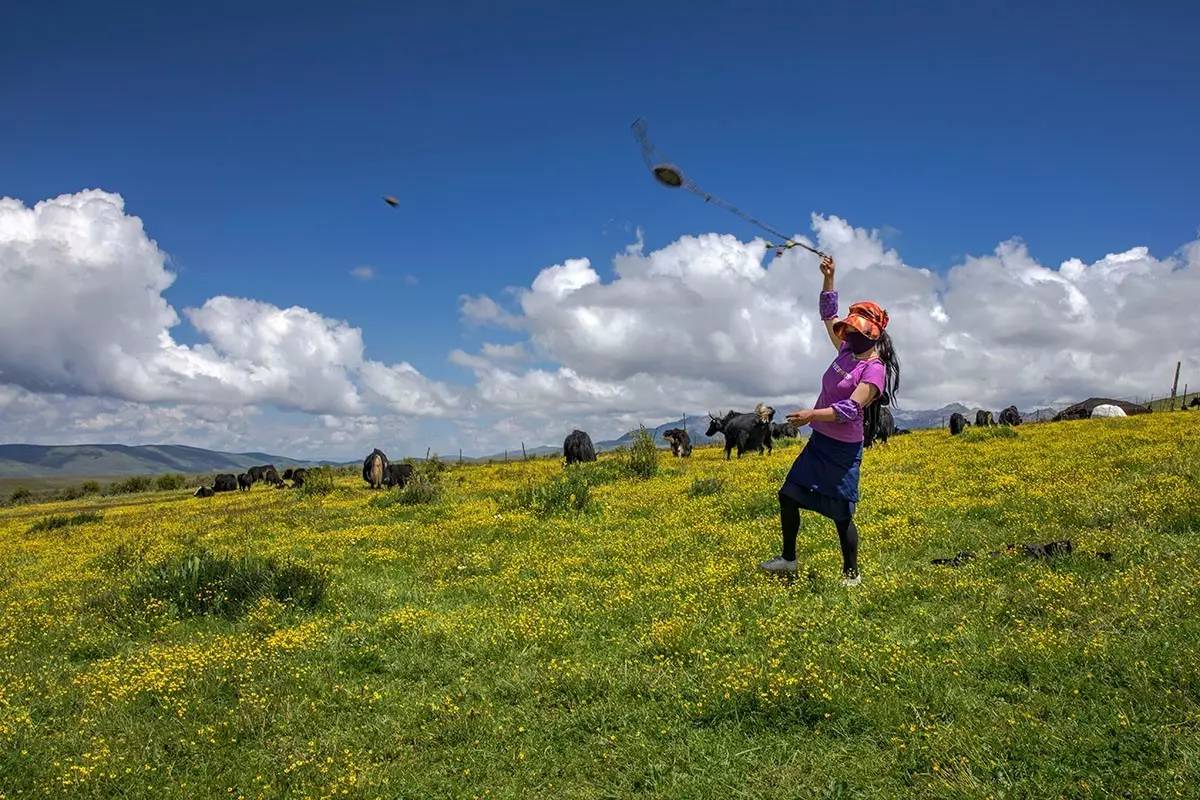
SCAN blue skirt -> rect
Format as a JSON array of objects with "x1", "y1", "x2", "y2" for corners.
[{"x1": 779, "y1": 431, "x2": 863, "y2": 521}]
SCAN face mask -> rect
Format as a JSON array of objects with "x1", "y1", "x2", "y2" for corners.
[{"x1": 845, "y1": 330, "x2": 877, "y2": 355}]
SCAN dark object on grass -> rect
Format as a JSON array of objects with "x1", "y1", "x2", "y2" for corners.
[
  {"x1": 212, "y1": 474, "x2": 238, "y2": 493},
  {"x1": 662, "y1": 428, "x2": 693, "y2": 457},
  {"x1": 563, "y1": 430, "x2": 597, "y2": 466},
  {"x1": 770, "y1": 422, "x2": 799, "y2": 439},
  {"x1": 362, "y1": 448, "x2": 389, "y2": 489},
  {"x1": 194, "y1": 486, "x2": 215, "y2": 498},
  {"x1": 998, "y1": 406, "x2": 1022, "y2": 426},
  {"x1": 286, "y1": 468, "x2": 308, "y2": 488},
  {"x1": 975, "y1": 410, "x2": 994, "y2": 427},
  {"x1": 262, "y1": 467, "x2": 282, "y2": 486},
  {"x1": 865, "y1": 405, "x2": 895, "y2": 448},
  {"x1": 706, "y1": 408, "x2": 773, "y2": 459},
  {"x1": 1052, "y1": 398, "x2": 1150, "y2": 422},
  {"x1": 949, "y1": 412, "x2": 969, "y2": 436},
  {"x1": 1094, "y1": 551, "x2": 1113, "y2": 561},
  {"x1": 931, "y1": 551, "x2": 976, "y2": 567},
  {"x1": 237, "y1": 473, "x2": 252, "y2": 491},
  {"x1": 384, "y1": 462, "x2": 414, "y2": 488},
  {"x1": 1017, "y1": 539, "x2": 1073, "y2": 560},
  {"x1": 247, "y1": 464, "x2": 276, "y2": 483}
]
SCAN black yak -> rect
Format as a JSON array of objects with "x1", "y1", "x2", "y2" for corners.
[
  {"x1": 262, "y1": 467, "x2": 282, "y2": 486},
  {"x1": 865, "y1": 405, "x2": 895, "y2": 448},
  {"x1": 770, "y1": 422, "x2": 798, "y2": 439},
  {"x1": 237, "y1": 473, "x2": 252, "y2": 491},
  {"x1": 563, "y1": 430, "x2": 597, "y2": 465},
  {"x1": 662, "y1": 428, "x2": 692, "y2": 457},
  {"x1": 193, "y1": 486, "x2": 215, "y2": 498},
  {"x1": 998, "y1": 406, "x2": 1023, "y2": 426},
  {"x1": 362, "y1": 448, "x2": 389, "y2": 489},
  {"x1": 706, "y1": 407, "x2": 772, "y2": 460},
  {"x1": 949, "y1": 413, "x2": 968, "y2": 436},
  {"x1": 247, "y1": 465, "x2": 276, "y2": 484},
  {"x1": 384, "y1": 463, "x2": 414, "y2": 488},
  {"x1": 975, "y1": 410, "x2": 994, "y2": 427},
  {"x1": 283, "y1": 468, "x2": 308, "y2": 488},
  {"x1": 213, "y1": 473, "x2": 238, "y2": 493}
]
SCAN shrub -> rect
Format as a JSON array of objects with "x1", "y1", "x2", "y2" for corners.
[
  {"x1": 28, "y1": 512, "x2": 103, "y2": 535},
  {"x1": 108, "y1": 476, "x2": 153, "y2": 495},
  {"x1": 9, "y1": 487, "x2": 33, "y2": 504},
  {"x1": 511, "y1": 468, "x2": 594, "y2": 517},
  {"x1": 687, "y1": 477, "x2": 726, "y2": 498},
  {"x1": 962, "y1": 426, "x2": 1018, "y2": 442},
  {"x1": 80, "y1": 481, "x2": 101, "y2": 495},
  {"x1": 129, "y1": 549, "x2": 327, "y2": 619},
  {"x1": 155, "y1": 473, "x2": 187, "y2": 491},
  {"x1": 299, "y1": 466, "x2": 337, "y2": 496},
  {"x1": 396, "y1": 474, "x2": 442, "y2": 505},
  {"x1": 625, "y1": 427, "x2": 659, "y2": 479}
]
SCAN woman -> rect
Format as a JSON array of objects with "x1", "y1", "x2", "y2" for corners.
[{"x1": 758, "y1": 255, "x2": 900, "y2": 586}]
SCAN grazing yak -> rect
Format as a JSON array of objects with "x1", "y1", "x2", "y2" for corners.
[
  {"x1": 262, "y1": 467, "x2": 282, "y2": 486},
  {"x1": 770, "y1": 422, "x2": 798, "y2": 440},
  {"x1": 1190, "y1": 397, "x2": 1200, "y2": 409},
  {"x1": 212, "y1": 473, "x2": 238, "y2": 493},
  {"x1": 975, "y1": 410, "x2": 994, "y2": 427},
  {"x1": 563, "y1": 430, "x2": 597, "y2": 466},
  {"x1": 998, "y1": 406, "x2": 1022, "y2": 426},
  {"x1": 865, "y1": 405, "x2": 895, "y2": 448},
  {"x1": 282, "y1": 468, "x2": 308, "y2": 488},
  {"x1": 193, "y1": 486, "x2": 215, "y2": 498},
  {"x1": 384, "y1": 463, "x2": 415, "y2": 488},
  {"x1": 949, "y1": 412, "x2": 969, "y2": 436},
  {"x1": 706, "y1": 405, "x2": 774, "y2": 460},
  {"x1": 247, "y1": 464, "x2": 276, "y2": 484},
  {"x1": 362, "y1": 448, "x2": 389, "y2": 489},
  {"x1": 237, "y1": 473, "x2": 252, "y2": 491},
  {"x1": 662, "y1": 428, "x2": 692, "y2": 458}
]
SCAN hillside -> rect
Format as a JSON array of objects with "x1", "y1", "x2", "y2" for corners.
[
  {"x1": 0, "y1": 443, "x2": 310, "y2": 478},
  {"x1": 1, "y1": 413, "x2": 1197, "y2": 798}
]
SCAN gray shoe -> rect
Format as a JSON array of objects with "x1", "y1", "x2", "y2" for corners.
[
  {"x1": 758, "y1": 556, "x2": 798, "y2": 574},
  {"x1": 840, "y1": 573, "x2": 862, "y2": 587}
]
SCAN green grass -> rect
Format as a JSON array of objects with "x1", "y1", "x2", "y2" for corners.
[{"x1": 0, "y1": 413, "x2": 1199, "y2": 799}]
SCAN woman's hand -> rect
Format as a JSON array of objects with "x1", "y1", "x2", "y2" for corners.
[
  {"x1": 786, "y1": 409, "x2": 815, "y2": 427},
  {"x1": 819, "y1": 255, "x2": 835, "y2": 291}
]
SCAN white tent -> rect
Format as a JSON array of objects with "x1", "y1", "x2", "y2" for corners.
[{"x1": 1090, "y1": 404, "x2": 1127, "y2": 418}]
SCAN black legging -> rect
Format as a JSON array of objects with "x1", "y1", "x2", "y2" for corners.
[{"x1": 778, "y1": 492, "x2": 859, "y2": 576}]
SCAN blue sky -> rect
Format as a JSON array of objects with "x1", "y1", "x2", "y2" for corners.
[{"x1": 2, "y1": 1, "x2": 1198, "y2": 457}]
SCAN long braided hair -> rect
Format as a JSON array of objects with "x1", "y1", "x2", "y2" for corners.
[{"x1": 864, "y1": 330, "x2": 901, "y2": 446}]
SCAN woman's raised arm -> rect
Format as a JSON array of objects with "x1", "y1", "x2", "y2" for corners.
[{"x1": 819, "y1": 255, "x2": 842, "y2": 350}]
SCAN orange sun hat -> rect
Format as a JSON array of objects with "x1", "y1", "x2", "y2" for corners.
[{"x1": 833, "y1": 301, "x2": 889, "y2": 341}]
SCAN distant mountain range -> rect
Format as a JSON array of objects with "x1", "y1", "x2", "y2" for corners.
[{"x1": 0, "y1": 444, "x2": 313, "y2": 478}]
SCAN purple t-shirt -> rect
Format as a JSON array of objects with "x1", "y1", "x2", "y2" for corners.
[{"x1": 809, "y1": 341, "x2": 887, "y2": 443}]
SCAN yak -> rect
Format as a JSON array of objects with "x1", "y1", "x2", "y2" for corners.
[
  {"x1": 949, "y1": 412, "x2": 968, "y2": 436},
  {"x1": 662, "y1": 428, "x2": 692, "y2": 458},
  {"x1": 362, "y1": 448, "x2": 389, "y2": 489},
  {"x1": 384, "y1": 463, "x2": 415, "y2": 488},
  {"x1": 193, "y1": 486, "x2": 215, "y2": 498},
  {"x1": 283, "y1": 468, "x2": 308, "y2": 488},
  {"x1": 865, "y1": 405, "x2": 895, "y2": 448},
  {"x1": 706, "y1": 408, "x2": 772, "y2": 460},
  {"x1": 237, "y1": 473, "x2": 252, "y2": 491},
  {"x1": 770, "y1": 422, "x2": 798, "y2": 440},
  {"x1": 563, "y1": 430, "x2": 597, "y2": 466},
  {"x1": 975, "y1": 410, "x2": 994, "y2": 427},
  {"x1": 247, "y1": 464, "x2": 276, "y2": 484},
  {"x1": 998, "y1": 405, "x2": 1023, "y2": 426},
  {"x1": 213, "y1": 473, "x2": 238, "y2": 493},
  {"x1": 262, "y1": 467, "x2": 282, "y2": 486}
]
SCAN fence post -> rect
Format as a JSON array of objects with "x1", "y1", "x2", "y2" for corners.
[
  {"x1": 521, "y1": 442, "x2": 528, "y2": 460},
  {"x1": 459, "y1": 448, "x2": 463, "y2": 464}
]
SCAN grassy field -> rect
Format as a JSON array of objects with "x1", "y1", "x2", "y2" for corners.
[{"x1": 1, "y1": 414, "x2": 1198, "y2": 799}]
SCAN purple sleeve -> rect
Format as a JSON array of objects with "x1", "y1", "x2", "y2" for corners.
[
  {"x1": 819, "y1": 290, "x2": 838, "y2": 321},
  {"x1": 831, "y1": 399, "x2": 862, "y2": 422},
  {"x1": 861, "y1": 361, "x2": 886, "y2": 396}
]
